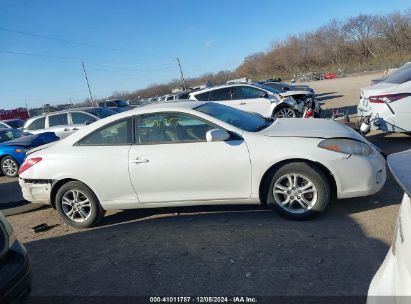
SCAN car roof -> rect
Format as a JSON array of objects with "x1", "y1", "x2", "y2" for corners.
[{"x1": 26, "y1": 107, "x2": 106, "y2": 120}]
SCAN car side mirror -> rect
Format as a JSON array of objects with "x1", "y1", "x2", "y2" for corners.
[
  {"x1": 259, "y1": 92, "x2": 269, "y2": 98},
  {"x1": 206, "y1": 129, "x2": 230, "y2": 142}
]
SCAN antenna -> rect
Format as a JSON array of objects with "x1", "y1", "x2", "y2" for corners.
[
  {"x1": 81, "y1": 60, "x2": 95, "y2": 106},
  {"x1": 176, "y1": 57, "x2": 186, "y2": 90}
]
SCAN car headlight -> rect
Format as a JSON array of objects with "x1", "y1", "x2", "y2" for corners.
[{"x1": 318, "y1": 138, "x2": 372, "y2": 156}]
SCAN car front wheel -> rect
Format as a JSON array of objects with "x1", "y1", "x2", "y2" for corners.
[
  {"x1": 1, "y1": 156, "x2": 19, "y2": 177},
  {"x1": 56, "y1": 181, "x2": 105, "y2": 228},
  {"x1": 267, "y1": 162, "x2": 331, "y2": 220}
]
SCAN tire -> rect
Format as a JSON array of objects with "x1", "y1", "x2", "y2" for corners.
[
  {"x1": 1, "y1": 156, "x2": 19, "y2": 177},
  {"x1": 266, "y1": 162, "x2": 330, "y2": 220},
  {"x1": 55, "y1": 181, "x2": 106, "y2": 228},
  {"x1": 273, "y1": 106, "x2": 296, "y2": 118}
]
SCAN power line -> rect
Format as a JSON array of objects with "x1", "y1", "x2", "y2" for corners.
[{"x1": 0, "y1": 26, "x2": 175, "y2": 59}]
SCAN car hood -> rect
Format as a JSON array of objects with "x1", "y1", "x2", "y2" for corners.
[
  {"x1": 259, "y1": 118, "x2": 366, "y2": 142},
  {"x1": 2, "y1": 132, "x2": 59, "y2": 148},
  {"x1": 361, "y1": 82, "x2": 399, "y2": 97}
]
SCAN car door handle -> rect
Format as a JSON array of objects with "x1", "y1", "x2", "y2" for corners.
[
  {"x1": 131, "y1": 158, "x2": 149, "y2": 164},
  {"x1": 239, "y1": 102, "x2": 246, "y2": 105},
  {"x1": 72, "y1": 127, "x2": 79, "y2": 131},
  {"x1": 64, "y1": 128, "x2": 70, "y2": 131}
]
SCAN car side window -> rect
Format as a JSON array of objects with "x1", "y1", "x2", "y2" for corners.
[
  {"x1": 240, "y1": 86, "x2": 264, "y2": 99},
  {"x1": 135, "y1": 113, "x2": 217, "y2": 144},
  {"x1": 27, "y1": 117, "x2": 45, "y2": 130},
  {"x1": 194, "y1": 91, "x2": 210, "y2": 101},
  {"x1": 71, "y1": 112, "x2": 97, "y2": 125},
  {"x1": 48, "y1": 113, "x2": 68, "y2": 127},
  {"x1": 78, "y1": 118, "x2": 132, "y2": 145},
  {"x1": 210, "y1": 88, "x2": 231, "y2": 101}
]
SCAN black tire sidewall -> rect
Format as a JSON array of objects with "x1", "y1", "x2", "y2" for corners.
[
  {"x1": 55, "y1": 181, "x2": 104, "y2": 228},
  {"x1": 267, "y1": 162, "x2": 330, "y2": 220},
  {"x1": 1, "y1": 156, "x2": 19, "y2": 177}
]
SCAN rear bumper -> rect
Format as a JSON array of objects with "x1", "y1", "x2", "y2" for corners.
[
  {"x1": 19, "y1": 178, "x2": 51, "y2": 204},
  {"x1": 0, "y1": 240, "x2": 31, "y2": 303}
]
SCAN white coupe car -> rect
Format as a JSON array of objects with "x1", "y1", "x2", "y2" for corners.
[{"x1": 18, "y1": 101, "x2": 386, "y2": 228}]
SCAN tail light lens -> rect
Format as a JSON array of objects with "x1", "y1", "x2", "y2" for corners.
[
  {"x1": 18, "y1": 157, "x2": 42, "y2": 175},
  {"x1": 369, "y1": 93, "x2": 411, "y2": 103}
]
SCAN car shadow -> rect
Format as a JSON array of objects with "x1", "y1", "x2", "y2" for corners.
[
  {"x1": 320, "y1": 106, "x2": 358, "y2": 118},
  {"x1": 24, "y1": 200, "x2": 390, "y2": 298},
  {"x1": 316, "y1": 93, "x2": 344, "y2": 102}
]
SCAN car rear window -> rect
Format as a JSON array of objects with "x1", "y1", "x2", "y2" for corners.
[{"x1": 385, "y1": 67, "x2": 411, "y2": 84}]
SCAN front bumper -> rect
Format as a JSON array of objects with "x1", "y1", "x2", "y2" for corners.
[
  {"x1": 19, "y1": 178, "x2": 51, "y2": 205},
  {"x1": 0, "y1": 240, "x2": 31, "y2": 303},
  {"x1": 332, "y1": 149, "x2": 386, "y2": 199}
]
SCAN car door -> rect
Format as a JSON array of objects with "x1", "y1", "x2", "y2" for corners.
[
  {"x1": 231, "y1": 86, "x2": 272, "y2": 117},
  {"x1": 70, "y1": 111, "x2": 98, "y2": 131},
  {"x1": 47, "y1": 113, "x2": 72, "y2": 138},
  {"x1": 128, "y1": 112, "x2": 252, "y2": 204},
  {"x1": 75, "y1": 118, "x2": 138, "y2": 203}
]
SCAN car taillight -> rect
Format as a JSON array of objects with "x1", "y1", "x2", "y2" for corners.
[
  {"x1": 369, "y1": 93, "x2": 411, "y2": 103},
  {"x1": 18, "y1": 157, "x2": 42, "y2": 175}
]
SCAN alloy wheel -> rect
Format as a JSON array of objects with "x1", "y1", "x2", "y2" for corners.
[
  {"x1": 272, "y1": 173, "x2": 318, "y2": 214},
  {"x1": 61, "y1": 190, "x2": 92, "y2": 222},
  {"x1": 276, "y1": 108, "x2": 295, "y2": 118},
  {"x1": 2, "y1": 158, "x2": 18, "y2": 177}
]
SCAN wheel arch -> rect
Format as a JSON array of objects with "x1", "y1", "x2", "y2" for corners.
[
  {"x1": 258, "y1": 158, "x2": 337, "y2": 206},
  {"x1": 50, "y1": 178, "x2": 101, "y2": 209}
]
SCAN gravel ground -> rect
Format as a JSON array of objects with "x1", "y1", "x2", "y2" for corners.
[{"x1": 4, "y1": 70, "x2": 411, "y2": 298}]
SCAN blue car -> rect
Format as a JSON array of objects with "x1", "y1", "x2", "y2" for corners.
[{"x1": 0, "y1": 128, "x2": 59, "y2": 177}]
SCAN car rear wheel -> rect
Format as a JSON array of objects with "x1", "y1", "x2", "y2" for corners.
[
  {"x1": 267, "y1": 162, "x2": 330, "y2": 220},
  {"x1": 56, "y1": 181, "x2": 105, "y2": 228},
  {"x1": 1, "y1": 156, "x2": 19, "y2": 177},
  {"x1": 273, "y1": 106, "x2": 296, "y2": 118}
]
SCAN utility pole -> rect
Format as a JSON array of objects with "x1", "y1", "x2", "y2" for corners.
[
  {"x1": 81, "y1": 60, "x2": 95, "y2": 106},
  {"x1": 176, "y1": 57, "x2": 186, "y2": 91}
]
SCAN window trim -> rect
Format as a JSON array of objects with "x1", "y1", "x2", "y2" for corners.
[
  {"x1": 133, "y1": 111, "x2": 224, "y2": 146},
  {"x1": 75, "y1": 117, "x2": 134, "y2": 146},
  {"x1": 47, "y1": 113, "x2": 69, "y2": 128}
]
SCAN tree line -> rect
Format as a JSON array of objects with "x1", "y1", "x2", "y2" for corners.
[{"x1": 108, "y1": 10, "x2": 411, "y2": 101}]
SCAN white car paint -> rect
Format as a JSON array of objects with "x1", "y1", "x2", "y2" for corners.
[
  {"x1": 19, "y1": 101, "x2": 385, "y2": 213},
  {"x1": 368, "y1": 150, "x2": 411, "y2": 302},
  {"x1": 358, "y1": 70, "x2": 411, "y2": 133},
  {"x1": 188, "y1": 83, "x2": 299, "y2": 118}
]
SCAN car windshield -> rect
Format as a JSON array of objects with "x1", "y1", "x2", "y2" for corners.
[
  {"x1": 253, "y1": 83, "x2": 281, "y2": 94},
  {"x1": 0, "y1": 129, "x2": 23, "y2": 143},
  {"x1": 195, "y1": 102, "x2": 271, "y2": 132},
  {"x1": 84, "y1": 107, "x2": 116, "y2": 118},
  {"x1": 4, "y1": 120, "x2": 24, "y2": 129}
]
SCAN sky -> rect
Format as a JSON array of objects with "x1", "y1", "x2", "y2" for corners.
[{"x1": 0, "y1": 0, "x2": 410, "y2": 108}]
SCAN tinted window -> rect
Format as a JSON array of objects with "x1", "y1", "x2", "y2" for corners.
[
  {"x1": 48, "y1": 113, "x2": 68, "y2": 127},
  {"x1": 263, "y1": 83, "x2": 283, "y2": 92},
  {"x1": 194, "y1": 91, "x2": 210, "y2": 101},
  {"x1": 71, "y1": 112, "x2": 96, "y2": 125},
  {"x1": 240, "y1": 86, "x2": 264, "y2": 99},
  {"x1": 135, "y1": 113, "x2": 216, "y2": 144},
  {"x1": 0, "y1": 129, "x2": 23, "y2": 143},
  {"x1": 79, "y1": 119, "x2": 132, "y2": 145},
  {"x1": 385, "y1": 67, "x2": 411, "y2": 84},
  {"x1": 27, "y1": 117, "x2": 45, "y2": 130},
  {"x1": 4, "y1": 120, "x2": 24, "y2": 129},
  {"x1": 195, "y1": 103, "x2": 270, "y2": 132},
  {"x1": 83, "y1": 108, "x2": 116, "y2": 119},
  {"x1": 210, "y1": 88, "x2": 231, "y2": 101}
]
